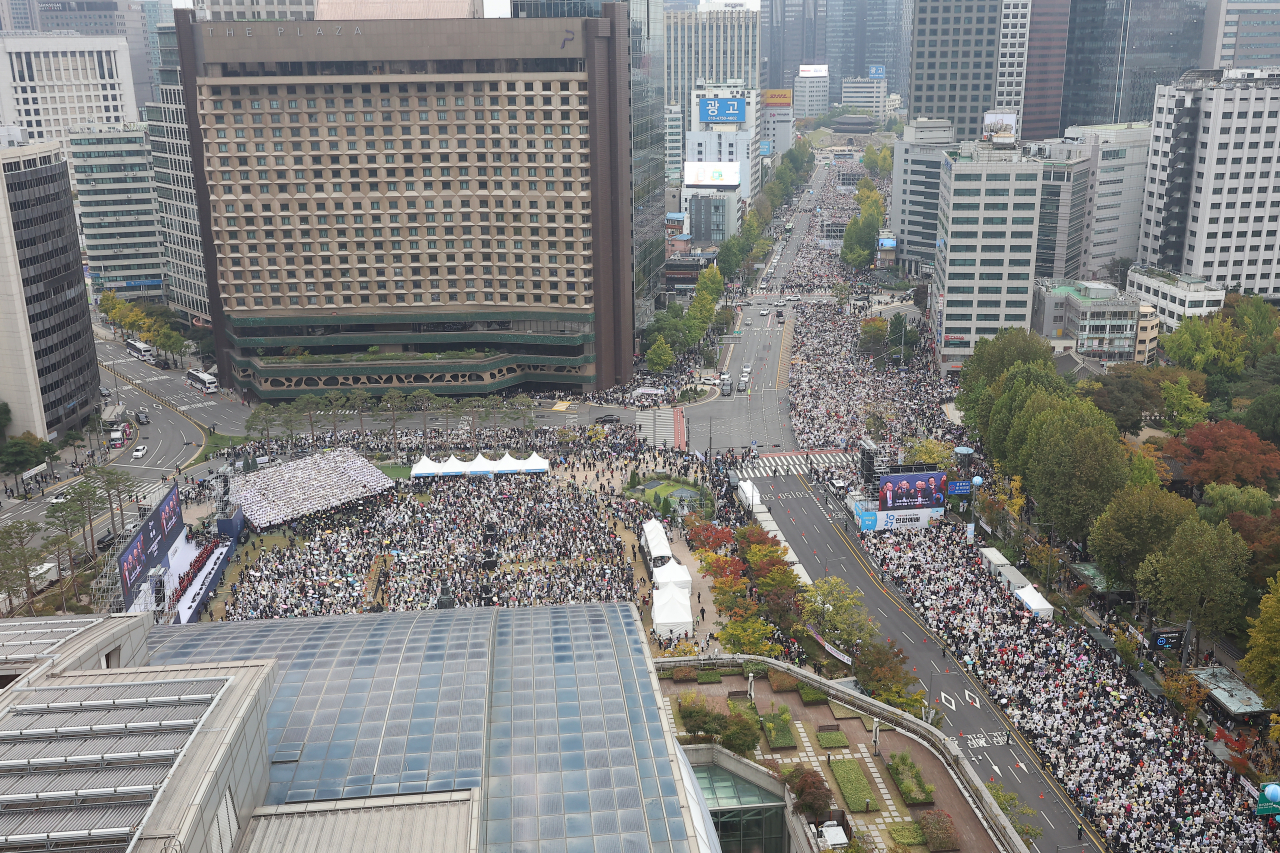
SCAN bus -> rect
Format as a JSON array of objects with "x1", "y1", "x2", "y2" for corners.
[
  {"x1": 785, "y1": 219, "x2": 794, "y2": 235},
  {"x1": 125, "y1": 339, "x2": 155, "y2": 363},
  {"x1": 186, "y1": 369, "x2": 218, "y2": 394}
]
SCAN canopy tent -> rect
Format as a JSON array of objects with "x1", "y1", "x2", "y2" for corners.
[
  {"x1": 652, "y1": 560, "x2": 692, "y2": 594},
  {"x1": 438, "y1": 455, "x2": 469, "y2": 476},
  {"x1": 520, "y1": 452, "x2": 550, "y2": 473},
  {"x1": 1015, "y1": 586, "x2": 1054, "y2": 620},
  {"x1": 651, "y1": 585, "x2": 693, "y2": 639},
  {"x1": 410, "y1": 456, "x2": 442, "y2": 478},
  {"x1": 493, "y1": 453, "x2": 522, "y2": 474},
  {"x1": 467, "y1": 455, "x2": 499, "y2": 477}
]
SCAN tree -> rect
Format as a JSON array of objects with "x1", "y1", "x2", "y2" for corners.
[
  {"x1": 347, "y1": 389, "x2": 374, "y2": 432},
  {"x1": 275, "y1": 401, "x2": 302, "y2": 448},
  {"x1": 66, "y1": 479, "x2": 102, "y2": 558},
  {"x1": 782, "y1": 766, "x2": 834, "y2": 815},
  {"x1": 860, "y1": 316, "x2": 888, "y2": 350},
  {"x1": 1089, "y1": 483, "x2": 1197, "y2": 593},
  {"x1": 294, "y1": 394, "x2": 323, "y2": 445},
  {"x1": 956, "y1": 327, "x2": 1054, "y2": 415},
  {"x1": 832, "y1": 280, "x2": 851, "y2": 312},
  {"x1": 887, "y1": 311, "x2": 919, "y2": 356},
  {"x1": 646, "y1": 335, "x2": 675, "y2": 373},
  {"x1": 1086, "y1": 372, "x2": 1163, "y2": 436},
  {"x1": 410, "y1": 388, "x2": 438, "y2": 437},
  {"x1": 245, "y1": 403, "x2": 279, "y2": 442},
  {"x1": 800, "y1": 577, "x2": 878, "y2": 655},
  {"x1": 322, "y1": 389, "x2": 347, "y2": 442},
  {"x1": 1236, "y1": 294, "x2": 1279, "y2": 368},
  {"x1": 986, "y1": 783, "x2": 1044, "y2": 842},
  {"x1": 0, "y1": 400, "x2": 11, "y2": 441},
  {"x1": 45, "y1": 500, "x2": 87, "y2": 609},
  {"x1": 1161, "y1": 314, "x2": 1245, "y2": 377},
  {"x1": 1103, "y1": 257, "x2": 1133, "y2": 287},
  {"x1": 58, "y1": 429, "x2": 85, "y2": 465},
  {"x1": 717, "y1": 616, "x2": 781, "y2": 656},
  {"x1": 852, "y1": 638, "x2": 923, "y2": 712},
  {"x1": 719, "y1": 712, "x2": 761, "y2": 755},
  {"x1": 1137, "y1": 517, "x2": 1249, "y2": 643},
  {"x1": 1159, "y1": 376, "x2": 1209, "y2": 435},
  {"x1": 380, "y1": 389, "x2": 409, "y2": 459},
  {"x1": 1241, "y1": 574, "x2": 1280, "y2": 713},
  {"x1": 88, "y1": 467, "x2": 137, "y2": 537},
  {"x1": 1198, "y1": 482, "x2": 1273, "y2": 525},
  {"x1": 1165, "y1": 420, "x2": 1280, "y2": 488},
  {"x1": 904, "y1": 438, "x2": 956, "y2": 468},
  {"x1": 0, "y1": 434, "x2": 44, "y2": 494},
  {"x1": 1244, "y1": 386, "x2": 1280, "y2": 444},
  {"x1": 0, "y1": 520, "x2": 45, "y2": 615}
]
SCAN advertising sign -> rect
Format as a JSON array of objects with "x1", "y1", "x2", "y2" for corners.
[
  {"x1": 763, "y1": 89, "x2": 793, "y2": 108},
  {"x1": 877, "y1": 235, "x2": 897, "y2": 249},
  {"x1": 117, "y1": 483, "x2": 185, "y2": 608},
  {"x1": 856, "y1": 507, "x2": 945, "y2": 531},
  {"x1": 982, "y1": 111, "x2": 1017, "y2": 137},
  {"x1": 877, "y1": 471, "x2": 948, "y2": 511},
  {"x1": 798, "y1": 64, "x2": 829, "y2": 77},
  {"x1": 683, "y1": 161, "x2": 742, "y2": 188},
  {"x1": 698, "y1": 97, "x2": 745, "y2": 124},
  {"x1": 868, "y1": 65, "x2": 886, "y2": 79},
  {"x1": 947, "y1": 479, "x2": 972, "y2": 495},
  {"x1": 759, "y1": 140, "x2": 773, "y2": 156}
]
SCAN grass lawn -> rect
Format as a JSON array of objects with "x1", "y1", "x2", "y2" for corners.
[
  {"x1": 378, "y1": 464, "x2": 413, "y2": 480},
  {"x1": 830, "y1": 759, "x2": 880, "y2": 812},
  {"x1": 200, "y1": 431, "x2": 247, "y2": 459}
]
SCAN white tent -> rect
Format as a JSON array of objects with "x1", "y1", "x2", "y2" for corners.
[
  {"x1": 411, "y1": 456, "x2": 441, "y2": 478},
  {"x1": 652, "y1": 585, "x2": 693, "y2": 639},
  {"x1": 467, "y1": 454, "x2": 499, "y2": 477},
  {"x1": 652, "y1": 560, "x2": 693, "y2": 594},
  {"x1": 1015, "y1": 586, "x2": 1054, "y2": 620},
  {"x1": 520, "y1": 452, "x2": 550, "y2": 473},
  {"x1": 439, "y1": 455, "x2": 469, "y2": 476},
  {"x1": 493, "y1": 453, "x2": 522, "y2": 474}
]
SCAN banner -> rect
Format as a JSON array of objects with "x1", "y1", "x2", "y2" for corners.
[
  {"x1": 763, "y1": 89, "x2": 793, "y2": 108},
  {"x1": 877, "y1": 471, "x2": 948, "y2": 511},
  {"x1": 856, "y1": 507, "x2": 945, "y2": 531},
  {"x1": 807, "y1": 627, "x2": 852, "y2": 665}
]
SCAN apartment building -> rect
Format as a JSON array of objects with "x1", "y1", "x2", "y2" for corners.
[{"x1": 1127, "y1": 265, "x2": 1227, "y2": 333}]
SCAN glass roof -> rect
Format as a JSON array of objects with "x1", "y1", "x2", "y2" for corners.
[{"x1": 692, "y1": 766, "x2": 783, "y2": 811}]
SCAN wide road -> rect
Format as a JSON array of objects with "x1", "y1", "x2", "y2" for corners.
[{"x1": 753, "y1": 468, "x2": 1100, "y2": 853}]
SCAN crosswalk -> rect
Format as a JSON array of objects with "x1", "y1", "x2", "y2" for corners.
[
  {"x1": 735, "y1": 451, "x2": 856, "y2": 480},
  {"x1": 635, "y1": 409, "x2": 675, "y2": 447}
]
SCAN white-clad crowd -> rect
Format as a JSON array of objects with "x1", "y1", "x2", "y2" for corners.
[{"x1": 229, "y1": 448, "x2": 393, "y2": 528}]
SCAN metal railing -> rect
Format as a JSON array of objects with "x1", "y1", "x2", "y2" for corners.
[{"x1": 654, "y1": 655, "x2": 1031, "y2": 853}]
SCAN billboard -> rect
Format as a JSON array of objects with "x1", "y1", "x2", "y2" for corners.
[
  {"x1": 698, "y1": 97, "x2": 745, "y2": 124},
  {"x1": 763, "y1": 89, "x2": 793, "y2": 108},
  {"x1": 759, "y1": 140, "x2": 773, "y2": 156},
  {"x1": 877, "y1": 235, "x2": 897, "y2": 249},
  {"x1": 877, "y1": 471, "x2": 948, "y2": 511},
  {"x1": 798, "y1": 64, "x2": 829, "y2": 77},
  {"x1": 117, "y1": 483, "x2": 185, "y2": 608},
  {"x1": 684, "y1": 161, "x2": 742, "y2": 188},
  {"x1": 856, "y1": 507, "x2": 945, "y2": 531},
  {"x1": 868, "y1": 65, "x2": 886, "y2": 79},
  {"x1": 982, "y1": 111, "x2": 1017, "y2": 137}
]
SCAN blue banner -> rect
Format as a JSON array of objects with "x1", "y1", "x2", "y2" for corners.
[
  {"x1": 948, "y1": 480, "x2": 972, "y2": 495},
  {"x1": 868, "y1": 65, "x2": 886, "y2": 79},
  {"x1": 699, "y1": 98, "x2": 745, "y2": 124},
  {"x1": 760, "y1": 140, "x2": 773, "y2": 156}
]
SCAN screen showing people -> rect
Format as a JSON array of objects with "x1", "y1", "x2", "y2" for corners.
[{"x1": 878, "y1": 472, "x2": 948, "y2": 511}]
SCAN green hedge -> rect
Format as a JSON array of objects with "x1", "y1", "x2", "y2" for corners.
[
  {"x1": 696, "y1": 671, "x2": 723, "y2": 684},
  {"x1": 816, "y1": 730, "x2": 850, "y2": 748},
  {"x1": 761, "y1": 712, "x2": 797, "y2": 749},
  {"x1": 828, "y1": 701, "x2": 859, "y2": 719},
  {"x1": 888, "y1": 823, "x2": 927, "y2": 846},
  {"x1": 798, "y1": 684, "x2": 827, "y2": 705},
  {"x1": 886, "y1": 751, "x2": 936, "y2": 804},
  {"x1": 830, "y1": 759, "x2": 879, "y2": 812}
]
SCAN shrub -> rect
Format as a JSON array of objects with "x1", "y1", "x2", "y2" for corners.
[
  {"x1": 798, "y1": 683, "x2": 827, "y2": 705},
  {"x1": 672, "y1": 666, "x2": 697, "y2": 682},
  {"x1": 816, "y1": 730, "x2": 850, "y2": 749},
  {"x1": 743, "y1": 661, "x2": 769, "y2": 676},
  {"x1": 828, "y1": 701, "x2": 859, "y2": 719},
  {"x1": 720, "y1": 711, "x2": 761, "y2": 755},
  {"x1": 696, "y1": 671, "x2": 723, "y2": 683},
  {"x1": 781, "y1": 765, "x2": 833, "y2": 816},
  {"x1": 767, "y1": 669, "x2": 800, "y2": 692},
  {"x1": 761, "y1": 709, "x2": 797, "y2": 749},
  {"x1": 679, "y1": 696, "x2": 724, "y2": 737},
  {"x1": 830, "y1": 759, "x2": 879, "y2": 812},
  {"x1": 918, "y1": 810, "x2": 959, "y2": 852},
  {"x1": 888, "y1": 823, "x2": 927, "y2": 847},
  {"x1": 886, "y1": 751, "x2": 936, "y2": 804}
]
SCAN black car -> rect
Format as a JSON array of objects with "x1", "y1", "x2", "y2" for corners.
[
  {"x1": 594, "y1": 414, "x2": 621, "y2": 425},
  {"x1": 136, "y1": 413, "x2": 150, "y2": 425},
  {"x1": 95, "y1": 531, "x2": 117, "y2": 552},
  {"x1": 99, "y1": 385, "x2": 111, "y2": 398}
]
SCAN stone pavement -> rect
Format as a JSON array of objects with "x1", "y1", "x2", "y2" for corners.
[{"x1": 662, "y1": 672, "x2": 997, "y2": 852}]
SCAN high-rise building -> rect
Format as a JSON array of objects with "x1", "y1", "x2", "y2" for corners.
[
  {"x1": 176, "y1": 8, "x2": 637, "y2": 400},
  {"x1": 207, "y1": 0, "x2": 314, "y2": 20},
  {"x1": 71, "y1": 127, "x2": 166, "y2": 304},
  {"x1": 930, "y1": 139, "x2": 1092, "y2": 377},
  {"x1": 1060, "y1": 0, "x2": 1206, "y2": 129},
  {"x1": 1141, "y1": 68, "x2": 1280, "y2": 294},
  {"x1": 841, "y1": 74, "x2": 887, "y2": 119},
  {"x1": 147, "y1": 23, "x2": 210, "y2": 327},
  {"x1": 688, "y1": 83, "x2": 760, "y2": 200},
  {"x1": 0, "y1": 141, "x2": 97, "y2": 440},
  {"x1": 762, "y1": 0, "x2": 825, "y2": 90},
  {"x1": 664, "y1": 0, "x2": 761, "y2": 130},
  {"x1": 792, "y1": 63, "x2": 829, "y2": 117},
  {"x1": 891, "y1": 118, "x2": 953, "y2": 274},
  {"x1": 1019, "y1": 0, "x2": 1069, "y2": 140},
  {"x1": 904, "y1": 0, "x2": 998, "y2": 139},
  {"x1": 511, "y1": 0, "x2": 665, "y2": 330},
  {"x1": 1203, "y1": 0, "x2": 1280, "y2": 69},
  {"x1": 26, "y1": 0, "x2": 172, "y2": 118},
  {"x1": 664, "y1": 103, "x2": 684, "y2": 181},
  {"x1": 866, "y1": 0, "x2": 910, "y2": 98},
  {"x1": 760, "y1": 87, "x2": 794, "y2": 157},
  {"x1": 0, "y1": 32, "x2": 136, "y2": 143}
]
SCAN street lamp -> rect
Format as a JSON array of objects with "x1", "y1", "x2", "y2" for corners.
[{"x1": 968, "y1": 475, "x2": 983, "y2": 544}]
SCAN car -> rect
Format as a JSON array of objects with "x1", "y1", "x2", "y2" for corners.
[
  {"x1": 160, "y1": 360, "x2": 172, "y2": 370},
  {"x1": 760, "y1": 309, "x2": 770, "y2": 316},
  {"x1": 99, "y1": 385, "x2": 111, "y2": 397},
  {"x1": 95, "y1": 531, "x2": 117, "y2": 552},
  {"x1": 786, "y1": 295, "x2": 801, "y2": 302},
  {"x1": 743, "y1": 363, "x2": 752, "y2": 372},
  {"x1": 136, "y1": 413, "x2": 150, "y2": 425},
  {"x1": 132, "y1": 445, "x2": 148, "y2": 458},
  {"x1": 773, "y1": 300, "x2": 786, "y2": 307},
  {"x1": 49, "y1": 494, "x2": 70, "y2": 504},
  {"x1": 737, "y1": 380, "x2": 747, "y2": 392},
  {"x1": 745, "y1": 318, "x2": 752, "y2": 326},
  {"x1": 594, "y1": 414, "x2": 621, "y2": 425}
]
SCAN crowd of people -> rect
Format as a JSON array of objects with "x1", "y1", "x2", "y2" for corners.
[
  {"x1": 859, "y1": 523, "x2": 1274, "y2": 852},
  {"x1": 229, "y1": 448, "x2": 394, "y2": 529}
]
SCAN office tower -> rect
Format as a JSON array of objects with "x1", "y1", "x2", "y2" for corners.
[
  {"x1": 930, "y1": 139, "x2": 1092, "y2": 377},
  {"x1": 6, "y1": 0, "x2": 36, "y2": 30},
  {"x1": 792, "y1": 63, "x2": 829, "y2": 117},
  {"x1": 0, "y1": 141, "x2": 97, "y2": 440},
  {"x1": 1060, "y1": 0, "x2": 1206, "y2": 129},
  {"x1": 0, "y1": 33, "x2": 136, "y2": 143},
  {"x1": 176, "y1": 9, "x2": 636, "y2": 400},
  {"x1": 1202, "y1": 0, "x2": 1280, "y2": 68},
  {"x1": 32, "y1": 0, "x2": 172, "y2": 118},
  {"x1": 664, "y1": 0, "x2": 761, "y2": 130},
  {"x1": 147, "y1": 23, "x2": 210, "y2": 328},
  {"x1": 905, "y1": 0, "x2": 998, "y2": 139},
  {"x1": 688, "y1": 83, "x2": 760, "y2": 200},
  {"x1": 1127, "y1": 266, "x2": 1227, "y2": 332},
  {"x1": 510, "y1": 0, "x2": 665, "y2": 331},
  {"x1": 72, "y1": 127, "x2": 165, "y2": 304},
  {"x1": 664, "y1": 103, "x2": 683, "y2": 181},
  {"x1": 842, "y1": 73, "x2": 888, "y2": 119},
  {"x1": 1141, "y1": 69, "x2": 1280, "y2": 294},
  {"x1": 1019, "y1": 0, "x2": 1069, "y2": 140},
  {"x1": 866, "y1": 0, "x2": 909, "y2": 98},
  {"x1": 760, "y1": 87, "x2": 794, "y2": 156},
  {"x1": 762, "y1": 0, "x2": 825, "y2": 90},
  {"x1": 892, "y1": 118, "x2": 953, "y2": 274}
]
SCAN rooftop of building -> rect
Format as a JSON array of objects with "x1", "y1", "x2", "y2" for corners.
[
  {"x1": 1191, "y1": 665, "x2": 1274, "y2": 717},
  {"x1": 1040, "y1": 278, "x2": 1141, "y2": 305},
  {"x1": 947, "y1": 140, "x2": 1089, "y2": 165},
  {"x1": 1127, "y1": 265, "x2": 1221, "y2": 291}
]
